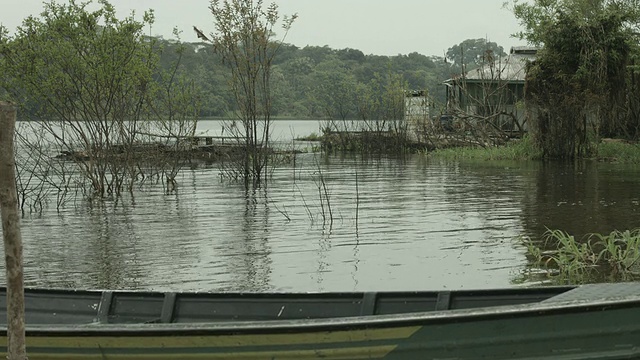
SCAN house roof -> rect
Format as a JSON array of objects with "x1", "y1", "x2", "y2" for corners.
[{"x1": 450, "y1": 47, "x2": 538, "y2": 84}]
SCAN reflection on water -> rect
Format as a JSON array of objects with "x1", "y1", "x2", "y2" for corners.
[
  {"x1": 523, "y1": 161, "x2": 640, "y2": 236},
  {"x1": 4, "y1": 121, "x2": 640, "y2": 291}
]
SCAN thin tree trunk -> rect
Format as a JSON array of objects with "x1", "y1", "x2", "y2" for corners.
[{"x1": 0, "y1": 101, "x2": 27, "y2": 359}]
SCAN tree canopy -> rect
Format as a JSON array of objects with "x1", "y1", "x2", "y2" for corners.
[
  {"x1": 0, "y1": 0, "x2": 199, "y2": 198},
  {"x1": 1, "y1": 0, "x2": 499, "y2": 123},
  {"x1": 511, "y1": 0, "x2": 640, "y2": 159},
  {"x1": 445, "y1": 38, "x2": 507, "y2": 71}
]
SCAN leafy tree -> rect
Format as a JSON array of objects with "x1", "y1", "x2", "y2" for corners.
[
  {"x1": 368, "y1": 70, "x2": 408, "y2": 127},
  {"x1": 148, "y1": 33, "x2": 202, "y2": 190},
  {"x1": 280, "y1": 56, "x2": 314, "y2": 93},
  {"x1": 0, "y1": 0, "x2": 159, "y2": 197},
  {"x1": 298, "y1": 45, "x2": 334, "y2": 65},
  {"x1": 207, "y1": 0, "x2": 296, "y2": 184},
  {"x1": 511, "y1": 0, "x2": 640, "y2": 158},
  {"x1": 2, "y1": 7, "x2": 457, "y2": 124},
  {"x1": 271, "y1": 43, "x2": 299, "y2": 65},
  {"x1": 313, "y1": 62, "x2": 358, "y2": 121},
  {"x1": 0, "y1": 0, "x2": 199, "y2": 200},
  {"x1": 446, "y1": 38, "x2": 507, "y2": 72},
  {"x1": 337, "y1": 48, "x2": 366, "y2": 63}
]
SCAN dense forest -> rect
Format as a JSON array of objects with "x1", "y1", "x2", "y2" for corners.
[
  {"x1": 156, "y1": 36, "x2": 506, "y2": 119},
  {"x1": 0, "y1": 1, "x2": 505, "y2": 200}
]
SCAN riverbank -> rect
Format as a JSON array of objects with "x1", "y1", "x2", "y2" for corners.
[{"x1": 427, "y1": 136, "x2": 640, "y2": 164}]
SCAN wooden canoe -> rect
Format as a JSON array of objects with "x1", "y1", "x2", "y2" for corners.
[{"x1": 1, "y1": 282, "x2": 640, "y2": 359}]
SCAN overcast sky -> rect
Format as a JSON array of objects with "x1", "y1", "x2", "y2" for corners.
[{"x1": 2, "y1": 0, "x2": 527, "y2": 57}]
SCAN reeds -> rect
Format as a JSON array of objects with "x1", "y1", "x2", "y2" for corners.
[
  {"x1": 430, "y1": 135, "x2": 542, "y2": 161},
  {"x1": 596, "y1": 140, "x2": 640, "y2": 164},
  {"x1": 522, "y1": 228, "x2": 640, "y2": 282},
  {"x1": 430, "y1": 136, "x2": 640, "y2": 163},
  {"x1": 312, "y1": 157, "x2": 333, "y2": 230}
]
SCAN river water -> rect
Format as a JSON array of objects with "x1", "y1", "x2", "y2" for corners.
[{"x1": 3, "y1": 120, "x2": 640, "y2": 292}]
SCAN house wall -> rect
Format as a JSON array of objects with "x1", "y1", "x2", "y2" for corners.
[
  {"x1": 450, "y1": 81, "x2": 528, "y2": 132},
  {"x1": 443, "y1": 47, "x2": 537, "y2": 133}
]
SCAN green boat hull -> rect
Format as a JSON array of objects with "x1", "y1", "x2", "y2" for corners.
[{"x1": 1, "y1": 283, "x2": 640, "y2": 359}]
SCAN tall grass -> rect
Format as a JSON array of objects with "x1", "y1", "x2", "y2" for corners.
[
  {"x1": 429, "y1": 136, "x2": 543, "y2": 161},
  {"x1": 595, "y1": 140, "x2": 640, "y2": 164},
  {"x1": 521, "y1": 228, "x2": 640, "y2": 283},
  {"x1": 429, "y1": 136, "x2": 640, "y2": 163}
]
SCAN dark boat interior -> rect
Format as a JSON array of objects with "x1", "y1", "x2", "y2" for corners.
[{"x1": 0, "y1": 286, "x2": 575, "y2": 325}]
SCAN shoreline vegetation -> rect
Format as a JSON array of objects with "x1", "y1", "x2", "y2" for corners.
[
  {"x1": 428, "y1": 135, "x2": 640, "y2": 284},
  {"x1": 296, "y1": 127, "x2": 640, "y2": 164},
  {"x1": 3, "y1": 0, "x2": 639, "y2": 288},
  {"x1": 303, "y1": 128, "x2": 640, "y2": 285},
  {"x1": 521, "y1": 229, "x2": 640, "y2": 284},
  {"x1": 427, "y1": 136, "x2": 640, "y2": 164},
  {"x1": 51, "y1": 121, "x2": 640, "y2": 286}
]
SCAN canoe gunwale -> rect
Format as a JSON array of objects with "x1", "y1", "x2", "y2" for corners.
[
  {"x1": 16, "y1": 294, "x2": 640, "y2": 337},
  {"x1": 8, "y1": 285, "x2": 577, "y2": 296}
]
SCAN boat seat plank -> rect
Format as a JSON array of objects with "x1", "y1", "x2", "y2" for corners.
[
  {"x1": 359, "y1": 292, "x2": 377, "y2": 316},
  {"x1": 161, "y1": 293, "x2": 177, "y2": 323},
  {"x1": 435, "y1": 291, "x2": 452, "y2": 311},
  {"x1": 449, "y1": 289, "x2": 571, "y2": 309},
  {"x1": 96, "y1": 291, "x2": 113, "y2": 324}
]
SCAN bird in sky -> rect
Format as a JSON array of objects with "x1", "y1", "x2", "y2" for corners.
[{"x1": 193, "y1": 26, "x2": 210, "y2": 42}]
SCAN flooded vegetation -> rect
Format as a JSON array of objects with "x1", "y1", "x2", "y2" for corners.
[
  {"x1": 2, "y1": 1, "x2": 640, "y2": 358},
  {"x1": 2, "y1": 0, "x2": 640, "y2": 294},
  {"x1": 522, "y1": 229, "x2": 640, "y2": 284},
  {"x1": 0, "y1": 120, "x2": 639, "y2": 292}
]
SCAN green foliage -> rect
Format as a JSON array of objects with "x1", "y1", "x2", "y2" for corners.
[
  {"x1": 445, "y1": 38, "x2": 507, "y2": 71},
  {"x1": 265, "y1": 46, "x2": 454, "y2": 119},
  {"x1": 0, "y1": 2, "x2": 485, "y2": 123},
  {"x1": 0, "y1": 0, "x2": 160, "y2": 197},
  {"x1": 319, "y1": 69, "x2": 411, "y2": 154},
  {"x1": 430, "y1": 136, "x2": 542, "y2": 161},
  {"x1": 429, "y1": 136, "x2": 640, "y2": 163},
  {"x1": 0, "y1": 0, "x2": 199, "y2": 199},
  {"x1": 208, "y1": 0, "x2": 297, "y2": 183},
  {"x1": 596, "y1": 140, "x2": 640, "y2": 163},
  {"x1": 522, "y1": 228, "x2": 640, "y2": 283},
  {"x1": 511, "y1": 0, "x2": 640, "y2": 159},
  {"x1": 0, "y1": 0, "x2": 155, "y2": 121},
  {"x1": 312, "y1": 61, "x2": 358, "y2": 120},
  {"x1": 1, "y1": 0, "x2": 494, "y2": 127}
]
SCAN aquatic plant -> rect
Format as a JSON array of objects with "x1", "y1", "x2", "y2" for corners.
[
  {"x1": 590, "y1": 230, "x2": 640, "y2": 275},
  {"x1": 430, "y1": 135, "x2": 541, "y2": 161},
  {"x1": 596, "y1": 140, "x2": 640, "y2": 164},
  {"x1": 521, "y1": 228, "x2": 640, "y2": 283}
]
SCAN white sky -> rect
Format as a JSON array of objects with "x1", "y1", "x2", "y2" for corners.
[{"x1": 2, "y1": 0, "x2": 527, "y2": 57}]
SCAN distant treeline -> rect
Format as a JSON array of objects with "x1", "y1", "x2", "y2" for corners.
[{"x1": 156, "y1": 37, "x2": 497, "y2": 119}]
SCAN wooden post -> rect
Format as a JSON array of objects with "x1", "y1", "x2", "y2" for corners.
[{"x1": 0, "y1": 102, "x2": 27, "y2": 359}]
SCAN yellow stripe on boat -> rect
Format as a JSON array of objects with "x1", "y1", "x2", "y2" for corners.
[
  {"x1": 16, "y1": 345, "x2": 397, "y2": 360},
  {"x1": 18, "y1": 326, "x2": 420, "y2": 348}
]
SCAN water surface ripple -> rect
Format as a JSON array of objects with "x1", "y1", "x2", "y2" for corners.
[{"x1": 6, "y1": 122, "x2": 640, "y2": 292}]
